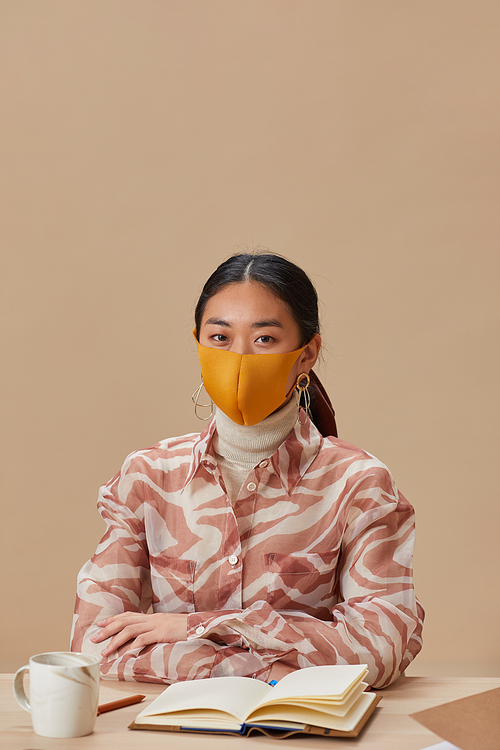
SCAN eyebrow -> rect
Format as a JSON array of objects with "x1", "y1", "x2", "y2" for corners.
[
  {"x1": 252, "y1": 319, "x2": 284, "y2": 330},
  {"x1": 204, "y1": 317, "x2": 284, "y2": 330}
]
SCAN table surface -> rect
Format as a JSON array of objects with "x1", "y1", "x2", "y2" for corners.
[{"x1": 2, "y1": 673, "x2": 499, "y2": 750}]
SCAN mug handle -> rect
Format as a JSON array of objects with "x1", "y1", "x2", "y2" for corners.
[{"x1": 13, "y1": 666, "x2": 31, "y2": 713}]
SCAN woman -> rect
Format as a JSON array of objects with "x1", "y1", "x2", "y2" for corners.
[{"x1": 71, "y1": 253, "x2": 423, "y2": 688}]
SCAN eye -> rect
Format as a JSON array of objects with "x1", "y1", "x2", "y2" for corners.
[
  {"x1": 211, "y1": 333, "x2": 229, "y2": 343},
  {"x1": 256, "y1": 335, "x2": 275, "y2": 344}
]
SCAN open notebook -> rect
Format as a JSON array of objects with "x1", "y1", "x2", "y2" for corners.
[{"x1": 129, "y1": 665, "x2": 381, "y2": 738}]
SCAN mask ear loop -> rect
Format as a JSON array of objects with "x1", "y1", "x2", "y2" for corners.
[
  {"x1": 295, "y1": 373, "x2": 311, "y2": 425},
  {"x1": 192, "y1": 380, "x2": 214, "y2": 421}
]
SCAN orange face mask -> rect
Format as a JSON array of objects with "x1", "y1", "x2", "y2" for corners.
[{"x1": 194, "y1": 331, "x2": 306, "y2": 426}]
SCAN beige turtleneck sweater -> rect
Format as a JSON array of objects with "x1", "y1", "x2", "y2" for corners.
[{"x1": 212, "y1": 394, "x2": 298, "y2": 502}]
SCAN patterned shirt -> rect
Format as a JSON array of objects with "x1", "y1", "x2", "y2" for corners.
[{"x1": 71, "y1": 416, "x2": 424, "y2": 688}]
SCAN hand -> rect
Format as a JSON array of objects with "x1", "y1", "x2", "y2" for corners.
[{"x1": 90, "y1": 612, "x2": 188, "y2": 657}]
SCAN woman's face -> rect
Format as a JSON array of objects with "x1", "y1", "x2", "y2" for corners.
[{"x1": 199, "y1": 281, "x2": 320, "y2": 395}]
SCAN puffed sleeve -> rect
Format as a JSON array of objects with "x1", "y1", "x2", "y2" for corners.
[
  {"x1": 70, "y1": 455, "x2": 275, "y2": 683},
  {"x1": 185, "y1": 464, "x2": 424, "y2": 688}
]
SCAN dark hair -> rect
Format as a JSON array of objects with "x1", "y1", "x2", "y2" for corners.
[{"x1": 194, "y1": 253, "x2": 320, "y2": 346}]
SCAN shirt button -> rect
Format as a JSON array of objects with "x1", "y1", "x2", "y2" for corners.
[
  {"x1": 259, "y1": 460, "x2": 269, "y2": 468},
  {"x1": 195, "y1": 625, "x2": 205, "y2": 636},
  {"x1": 228, "y1": 554, "x2": 238, "y2": 565},
  {"x1": 247, "y1": 482, "x2": 257, "y2": 491}
]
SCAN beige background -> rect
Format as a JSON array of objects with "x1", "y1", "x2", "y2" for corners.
[{"x1": 1, "y1": 1, "x2": 499, "y2": 676}]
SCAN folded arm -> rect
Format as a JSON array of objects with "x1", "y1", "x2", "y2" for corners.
[{"x1": 72, "y1": 466, "x2": 423, "y2": 688}]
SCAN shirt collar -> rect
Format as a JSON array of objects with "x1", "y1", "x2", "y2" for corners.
[
  {"x1": 184, "y1": 411, "x2": 323, "y2": 495},
  {"x1": 183, "y1": 419, "x2": 218, "y2": 486},
  {"x1": 270, "y1": 415, "x2": 323, "y2": 494}
]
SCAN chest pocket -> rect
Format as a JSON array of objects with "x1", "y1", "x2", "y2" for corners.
[
  {"x1": 266, "y1": 550, "x2": 340, "y2": 619},
  {"x1": 149, "y1": 555, "x2": 196, "y2": 613}
]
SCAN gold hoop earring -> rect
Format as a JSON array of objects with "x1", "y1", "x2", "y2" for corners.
[
  {"x1": 191, "y1": 381, "x2": 214, "y2": 421},
  {"x1": 295, "y1": 372, "x2": 311, "y2": 425}
]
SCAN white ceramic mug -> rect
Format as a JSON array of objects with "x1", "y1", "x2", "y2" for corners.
[{"x1": 13, "y1": 651, "x2": 100, "y2": 738}]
